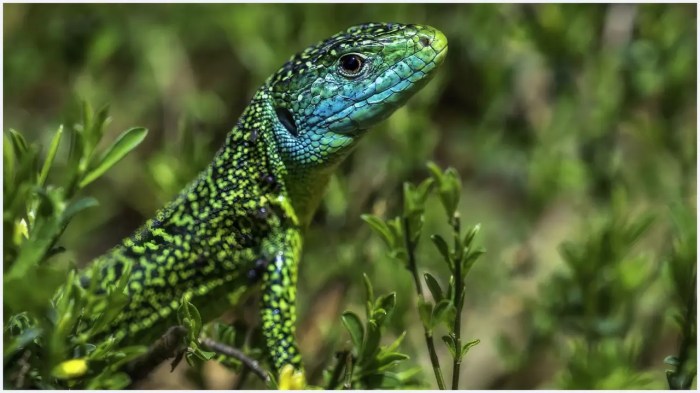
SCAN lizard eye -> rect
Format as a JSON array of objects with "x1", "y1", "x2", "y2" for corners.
[{"x1": 338, "y1": 54, "x2": 366, "y2": 77}]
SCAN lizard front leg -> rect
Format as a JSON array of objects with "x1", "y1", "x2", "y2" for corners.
[{"x1": 260, "y1": 227, "x2": 304, "y2": 376}]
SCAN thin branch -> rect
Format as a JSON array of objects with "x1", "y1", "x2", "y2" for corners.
[
  {"x1": 402, "y1": 216, "x2": 446, "y2": 390},
  {"x1": 327, "y1": 350, "x2": 350, "y2": 390},
  {"x1": 200, "y1": 337, "x2": 270, "y2": 384},
  {"x1": 125, "y1": 325, "x2": 188, "y2": 383},
  {"x1": 450, "y1": 215, "x2": 463, "y2": 390}
]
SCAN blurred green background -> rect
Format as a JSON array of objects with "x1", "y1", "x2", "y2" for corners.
[{"x1": 4, "y1": 3, "x2": 696, "y2": 389}]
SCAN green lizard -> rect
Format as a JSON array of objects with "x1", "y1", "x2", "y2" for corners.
[{"x1": 83, "y1": 22, "x2": 447, "y2": 377}]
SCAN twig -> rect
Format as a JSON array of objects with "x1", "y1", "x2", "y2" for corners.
[
  {"x1": 125, "y1": 325, "x2": 188, "y2": 383},
  {"x1": 327, "y1": 350, "x2": 350, "y2": 390},
  {"x1": 343, "y1": 349, "x2": 354, "y2": 389},
  {"x1": 12, "y1": 349, "x2": 32, "y2": 389},
  {"x1": 450, "y1": 215, "x2": 463, "y2": 390},
  {"x1": 200, "y1": 337, "x2": 270, "y2": 384},
  {"x1": 402, "y1": 216, "x2": 446, "y2": 390}
]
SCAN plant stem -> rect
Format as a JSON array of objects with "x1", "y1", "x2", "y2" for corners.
[
  {"x1": 401, "y1": 216, "x2": 446, "y2": 390},
  {"x1": 450, "y1": 215, "x2": 463, "y2": 390},
  {"x1": 200, "y1": 337, "x2": 270, "y2": 384},
  {"x1": 327, "y1": 350, "x2": 350, "y2": 390}
]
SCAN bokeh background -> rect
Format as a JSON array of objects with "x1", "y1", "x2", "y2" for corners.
[{"x1": 4, "y1": 3, "x2": 697, "y2": 389}]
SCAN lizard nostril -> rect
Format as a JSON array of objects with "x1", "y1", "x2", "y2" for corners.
[{"x1": 418, "y1": 36, "x2": 431, "y2": 48}]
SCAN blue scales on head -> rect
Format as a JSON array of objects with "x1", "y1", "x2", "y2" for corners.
[{"x1": 252, "y1": 22, "x2": 449, "y2": 223}]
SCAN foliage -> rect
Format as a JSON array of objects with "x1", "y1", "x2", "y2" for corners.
[
  {"x1": 4, "y1": 104, "x2": 149, "y2": 388},
  {"x1": 362, "y1": 163, "x2": 485, "y2": 389},
  {"x1": 329, "y1": 275, "x2": 422, "y2": 389}
]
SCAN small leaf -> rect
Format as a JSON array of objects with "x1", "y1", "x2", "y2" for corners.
[
  {"x1": 38, "y1": 125, "x2": 64, "y2": 186},
  {"x1": 415, "y1": 177, "x2": 435, "y2": 205},
  {"x1": 462, "y1": 248, "x2": 486, "y2": 277},
  {"x1": 361, "y1": 214, "x2": 394, "y2": 249},
  {"x1": 374, "y1": 351, "x2": 410, "y2": 370},
  {"x1": 360, "y1": 320, "x2": 381, "y2": 363},
  {"x1": 423, "y1": 273, "x2": 444, "y2": 302},
  {"x1": 442, "y1": 334, "x2": 457, "y2": 358},
  {"x1": 426, "y1": 161, "x2": 444, "y2": 183},
  {"x1": 87, "y1": 104, "x2": 111, "y2": 148},
  {"x1": 61, "y1": 197, "x2": 99, "y2": 224},
  {"x1": 362, "y1": 273, "x2": 374, "y2": 304},
  {"x1": 376, "y1": 292, "x2": 397, "y2": 318},
  {"x1": 80, "y1": 127, "x2": 148, "y2": 188},
  {"x1": 446, "y1": 275, "x2": 455, "y2": 303},
  {"x1": 402, "y1": 182, "x2": 417, "y2": 216},
  {"x1": 341, "y1": 311, "x2": 364, "y2": 352},
  {"x1": 8, "y1": 129, "x2": 29, "y2": 157},
  {"x1": 430, "y1": 234, "x2": 452, "y2": 268},
  {"x1": 194, "y1": 348, "x2": 216, "y2": 361},
  {"x1": 384, "y1": 331, "x2": 406, "y2": 353},
  {"x1": 460, "y1": 339, "x2": 480, "y2": 359},
  {"x1": 372, "y1": 308, "x2": 388, "y2": 326},
  {"x1": 431, "y1": 299, "x2": 452, "y2": 328},
  {"x1": 462, "y1": 223, "x2": 481, "y2": 247}
]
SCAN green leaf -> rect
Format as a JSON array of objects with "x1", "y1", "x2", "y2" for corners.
[
  {"x1": 341, "y1": 311, "x2": 364, "y2": 352},
  {"x1": 68, "y1": 124, "x2": 86, "y2": 175},
  {"x1": 80, "y1": 127, "x2": 148, "y2": 188},
  {"x1": 61, "y1": 197, "x2": 99, "y2": 224},
  {"x1": 426, "y1": 161, "x2": 444, "y2": 184},
  {"x1": 428, "y1": 162, "x2": 462, "y2": 218},
  {"x1": 360, "y1": 320, "x2": 381, "y2": 363},
  {"x1": 374, "y1": 351, "x2": 410, "y2": 370},
  {"x1": 362, "y1": 273, "x2": 374, "y2": 305},
  {"x1": 462, "y1": 223, "x2": 481, "y2": 247},
  {"x1": 442, "y1": 334, "x2": 457, "y2": 358},
  {"x1": 415, "y1": 177, "x2": 435, "y2": 206},
  {"x1": 372, "y1": 308, "x2": 388, "y2": 327},
  {"x1": 430, "y1": 234, "x2": 452, "y2": 268},
  {"x1": 446, "y1": 275, "x2": 455, "y2": 304},
  {"x1": 384, "y1": 331, "x2": 406, "y2": 353},
  {"x1": 403, "y1": 182, "x2": 417, "y2": 216},
  {"x1": 87, "y1": 104, "x2": 111, "y2": 148},
  {"x1": 8, "y1": 129, "x2": 29, "y2": 157},
  {"x1": 361, "y1": 214, "x2": 394, "y2": 249},
  {"x1": 431, "y1": 299, "x2": 452, "y2": 328},
  {"x1": 375, "y1": 292, "x2": 397, "y2": 319},
  {"x1": 38, "y1": 125, "x2": 64, "y2": 186},
  {"x1": 194, "y1": 348, "x2": 216, "y2": 361},
  {"x1": 423, "y1": 273, "x2": 444, "y2": 302},
  {"x1": 462, "y1": 247, "x2": 485, "y2": 277},
  {"x1": 460, "y1": 339, "x2": 480, "y2": 359}
]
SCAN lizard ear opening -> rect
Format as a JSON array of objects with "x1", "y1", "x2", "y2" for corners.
[{"x1": 275, "y1": 107, "x2": 298, "y2": 137}]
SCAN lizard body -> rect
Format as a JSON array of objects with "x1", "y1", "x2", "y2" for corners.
[{"x1": 85, "y1": 22, "x2": 447, "y2": 373}]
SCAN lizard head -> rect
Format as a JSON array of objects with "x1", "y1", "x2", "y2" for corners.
[
  {"x1": 267, "y1": 22, "x2": 448, "y2": 168},
  {"x1": 261, "y1": 23, "x2": 447, "y2": 224}
]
